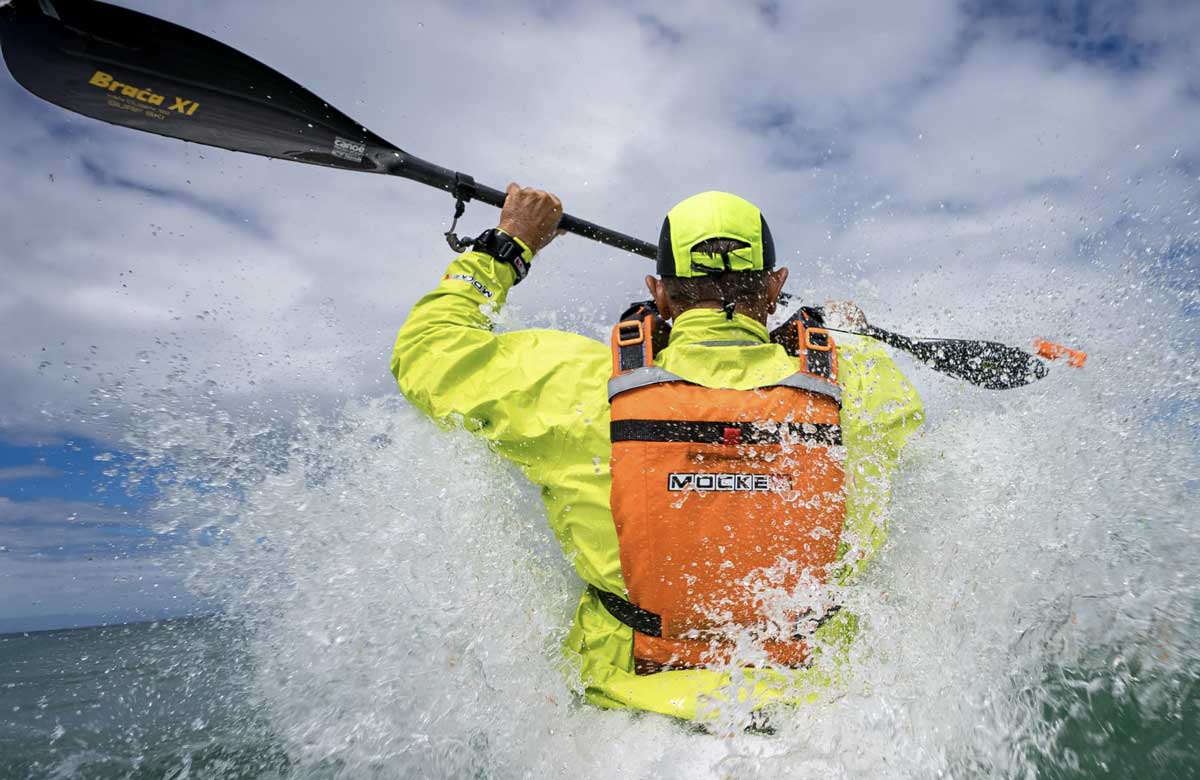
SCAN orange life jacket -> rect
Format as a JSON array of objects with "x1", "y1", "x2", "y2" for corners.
[{"x1": 602, "y1": 303, "x2": 846, "y2": 674}]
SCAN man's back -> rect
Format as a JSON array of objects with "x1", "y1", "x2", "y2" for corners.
[{"x1": 392, "y1": 233, "x2": 923, "y2": 720}]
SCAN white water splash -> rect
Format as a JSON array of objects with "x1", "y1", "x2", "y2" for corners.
[{"x1": 116, "y1": 261, "x2": 1198, "y2": 779}]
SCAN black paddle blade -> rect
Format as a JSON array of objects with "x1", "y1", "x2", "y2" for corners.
[
  {"x1": 0, "y1": 0, "x2": 433, "y2": 178},
  {"x1": 873, "y1": 328, "x2": 1050, "y2": 390},
  {"x1": 0, "y1": 0, "x2": 660, "y2": 256}
]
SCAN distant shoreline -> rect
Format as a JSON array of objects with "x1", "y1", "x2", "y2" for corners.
[{"x1": 0, "y1": 612, "x2": 222, "y2": 638}]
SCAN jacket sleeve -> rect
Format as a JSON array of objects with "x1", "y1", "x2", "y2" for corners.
[
  {"x1": 835, "y1": 339, "x2": 925, "y2": 583},
  {"x1": 391, "y1": 248, "x2": 610, "y2": 473}
]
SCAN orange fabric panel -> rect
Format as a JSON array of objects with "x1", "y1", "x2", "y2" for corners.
[{"x1": 609, "y1": 378, "x2": 844, "y2": 674}]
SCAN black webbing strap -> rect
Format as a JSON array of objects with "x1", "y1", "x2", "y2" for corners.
[
  {"x1": 794, "y1": 306, "x2": 834, "y2": 379},
  {"x1": 766, "y1": 306, "x2": 835, "y2": 380},
  {"x1": 611, "y1": 302, "x2": 673, "y2": 374},
  {"x1": 803, "y1": 324, "x2": 835, "y2": 378},
  {"x1": 616, "y1": 317, "x2": 649, "y2": 372},
  {"x1": 592, "y1": 586, "x2": 843, "y2": 641},
  {"x1": 592, "y1": 585, "x2": 662, "y2": 637},
  {"x1": 610, "y1": 419, "x2": 842, "y2": 446}
]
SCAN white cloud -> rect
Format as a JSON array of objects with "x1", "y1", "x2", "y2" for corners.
[
  {"x1": 0, "y1": 0, "x2": 1195, "y2": 448},
  {"x1": 0, "y1": 554, "x2": 197, "y2": 626},
  {"x1": 0, "y1": 496, "x2": 153, "y2": 553},
  {"x1": 853, "y1": 35, "x2": 1199, "y2": 208},
  {"x1": 0, "y1": 464, "x2": 59, "y2": 481}
]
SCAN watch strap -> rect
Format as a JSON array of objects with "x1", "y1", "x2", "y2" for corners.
[{"x1": 473, "y1": 228, "x2": 532, "y2": 284}]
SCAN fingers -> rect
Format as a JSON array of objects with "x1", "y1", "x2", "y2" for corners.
[{"x1": 498, "y1": 182, "x2": 565, "y2": 255}]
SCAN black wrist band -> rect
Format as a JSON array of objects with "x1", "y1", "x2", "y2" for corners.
[{"x1": 473, "y1": 228, "x2": 530, "y2": 284}]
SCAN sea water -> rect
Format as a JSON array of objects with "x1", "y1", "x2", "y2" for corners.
[
  {"x1": 3, "y1": 263, "x2": 1197, "y2": 778},
  {"x1": 0, "y1": 619, "x2": 285, "y2": 779}
]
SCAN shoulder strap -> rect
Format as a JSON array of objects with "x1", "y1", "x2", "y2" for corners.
[
  {"x1": 610, "y1": 301, "x2": 839, "y2": 398},
  {"x1": 611, "y1": 300, "x2": 671, "y2": 375},
  {"x1": 770, "y1": 306, "x2": 838, "y2": 385}
]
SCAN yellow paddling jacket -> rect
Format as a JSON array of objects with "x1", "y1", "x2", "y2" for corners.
[{"x1": 392, "y1": 247, "x2": 924, "y2": 721}]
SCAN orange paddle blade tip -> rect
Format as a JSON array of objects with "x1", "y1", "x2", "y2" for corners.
[{"x1": 1033, "y1": 339, "x2": 1087, "y2": 368}]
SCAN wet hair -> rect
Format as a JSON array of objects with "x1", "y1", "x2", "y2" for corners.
[{"x1": 660, "y1": 238, "x2": 770, "y2": 311}]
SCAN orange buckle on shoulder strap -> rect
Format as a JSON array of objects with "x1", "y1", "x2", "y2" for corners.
[
  {"x1": 616, "y1": 319, "x2": 645, "y2": 347},
  {"x1": 804, "y1": 327, "x2": 833, "y2": 352}
]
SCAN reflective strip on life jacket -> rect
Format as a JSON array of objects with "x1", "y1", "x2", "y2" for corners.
[
  {"x1": 607, "y1": 366, "x2": 686, "y2": 398},
  {"x1": 770, "y1": 372, "x2": 842, "y2": 402},
  {"x1": 607, "y1": 366, "x2": 842, "y2": 402},
  {"x1": 610, "y1": 419, "x2": 842, "y2": 446}
]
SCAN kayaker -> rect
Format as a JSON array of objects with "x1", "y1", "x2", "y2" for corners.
[{"x1": 393, "y1": 184, "x2": 924, "y2": 722}]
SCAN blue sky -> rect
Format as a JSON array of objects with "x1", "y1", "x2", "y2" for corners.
[
  {"x1": 1, "y1": 0, "x2": 1197, "y2": 632},
  {"x1": 0, "y1": 435, "x2": 197, "y2": 631}
]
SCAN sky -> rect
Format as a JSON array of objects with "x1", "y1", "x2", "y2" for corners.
[{"x1": 1, "y1": 0, "x2": 1197, "y2": 632}]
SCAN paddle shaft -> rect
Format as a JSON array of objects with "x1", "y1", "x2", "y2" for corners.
[
  {"x1": 0, "y1": 0, "x2": 1053, "y2": 388},
  {"x1": 396, "y1": 156, "x2": 655, "y2": 258},
  {"x1": 830, "y1": 322, "x2": 955, "y2": 363},
  {"x1": 0, "y1": 0, "x2": 656, "y2": 260}
]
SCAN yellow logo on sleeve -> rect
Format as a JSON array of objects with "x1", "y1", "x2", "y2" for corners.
[{"x1": 88, "y1": 71, "x2": 200, "y2": 117}]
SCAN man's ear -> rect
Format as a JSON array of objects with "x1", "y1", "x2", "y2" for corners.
[
  {"x1": 767, "y1": 267, "x2": 789, "y2": 313},
  {"x1": 645, "y1": 275, "x2": 673, "y2": 320}
]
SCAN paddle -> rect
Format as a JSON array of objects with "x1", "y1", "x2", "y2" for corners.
[
  {"x1": 1, "y1": 0, "x2": 1080, "y2": 389},
  {"x1": 769, "y1": 305, "x2": 1053, "y2": 390},
  {"x1": 0, "y1": 0, "x2": 656, "y2": 258},
  {"x1": 837, "y1": 322, "x2": 1051, "y2": 391}
]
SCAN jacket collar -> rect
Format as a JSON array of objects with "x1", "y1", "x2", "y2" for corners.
[{"x1": 667, "y1": 308, "x2": 769, "y2": 348}]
